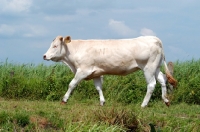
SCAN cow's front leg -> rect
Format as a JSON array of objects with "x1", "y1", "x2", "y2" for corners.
[
  {"x1": 62, "y1": 69, "x2": 89, "y2": 104},
  {"x1": 93, "y1": 76, "x2": 105, "y2": 106},
  {"x1": 61, "y1": 78, "x2": 80, "y2": 104}
]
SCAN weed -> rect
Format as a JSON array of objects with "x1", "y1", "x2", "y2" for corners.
[
  {"x1": 14, "y1": 112, "x2": 30, "y2": 127},
  {"x1": 0, "y1": 111, "x2": 10, "y2": 125},
  {"x1": 94, "y1": 108, "x2": 138, "y2": 131}
]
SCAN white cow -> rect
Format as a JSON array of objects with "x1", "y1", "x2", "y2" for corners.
[{"x1": 43, "y1": 36, "x2": 177, "y2": 107}]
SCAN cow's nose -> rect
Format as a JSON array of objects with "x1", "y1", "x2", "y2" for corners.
[{"x1": 43, "y1": 55, "x2": 46, "y2": 60}]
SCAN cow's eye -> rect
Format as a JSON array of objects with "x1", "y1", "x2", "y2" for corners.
[{"x1": 53, "y1": 45, "x2": 57, "y2": 48}]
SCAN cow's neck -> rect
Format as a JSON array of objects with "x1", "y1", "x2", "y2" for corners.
[
  {"x1": 62, "y1": 56, "x2": 76, "y2": 74},
  {"x1": 60, "y1": 43, "x2": 76, "y2": 74}
]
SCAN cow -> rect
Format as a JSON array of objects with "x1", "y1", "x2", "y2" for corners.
[{"x1": 43, "y1": 35, "x2": 177, "y2": 107}]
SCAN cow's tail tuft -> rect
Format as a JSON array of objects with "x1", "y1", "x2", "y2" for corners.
[{"x1": 163, "y1": 59, "x2": 178, "y2": 87}]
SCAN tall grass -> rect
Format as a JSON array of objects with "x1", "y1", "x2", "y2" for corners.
[
  {"x1": 0, "y1": 61, "x2": 71, "y2": 101},
  {"x1": 0, "y1": 59, "x2": 200, "y2": 131},
  {"x1": 172, "y1": 59, "x2": 200, "y2": 104},
  {"x1": 0, "y1": 59, "x2": 200, "y2": 105}
]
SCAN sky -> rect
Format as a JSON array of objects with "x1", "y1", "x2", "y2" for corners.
[{"x1": 0, "y1": 0, "x2": 200, "y2": 65}]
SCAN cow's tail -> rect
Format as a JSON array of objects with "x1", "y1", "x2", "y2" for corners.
[
  {"x1": 157, "y1": 37, "x2": 177, "y2": 87},
  {"x1": 163, "y1": 57, "x2": 178, "y2": 87}
]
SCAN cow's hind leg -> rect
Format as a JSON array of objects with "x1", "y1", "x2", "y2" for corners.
[
  {"x1": 141, "y1": 70, "x2": 156, "y2": 108},
  {"x1": 62, "y1": 69, "x2": 90, "y2": 104},
  {"x1": 156, "y1": 71, "x2": 170, "y2": 106},
  {"x1": 93, "y1": 76, "x2": 105, "y2": 106}
]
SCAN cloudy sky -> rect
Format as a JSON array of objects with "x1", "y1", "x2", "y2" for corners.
[{"x1": 1, "y1": 0, "x2": 199, "y2": 65}]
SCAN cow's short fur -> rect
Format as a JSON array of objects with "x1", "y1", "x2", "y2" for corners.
[{"x1": 43, "y1": 36, "x2": 177, "y2": 107}]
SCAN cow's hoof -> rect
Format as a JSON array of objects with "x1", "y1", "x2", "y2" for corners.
[
  {"x1": 165, "y1": 102, "x2": 170, "y2": 107},
  {"x1": 141, "y1": 103, "x2": 147, "y2": 108},
  {"x1": 60, "y1": 101, "x2": 66, "y2": 105},
  {"x1": 100, "y1": 101, "x2": 105, "y2": 106}
]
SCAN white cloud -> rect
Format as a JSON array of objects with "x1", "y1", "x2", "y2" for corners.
[
  {"x1": 108, "y1": 19, "x2": 137, "y2": 37},
  {"x1": 0, "y1": 24, "x2": 46, "y2": 37},
  {"x1": 21, "y1": 24, "x2": 47, "y2": 37},
  {"x1": 2, "y1": 0, "x2": 32, "y2": 13},
  {"x1": 44, "y1": 9, "x2": 96, "y2": 23},
  {"x1": 44, "y1": 15, "x2": 78, "y2": 22},
  {"x1": 140, "y1": 28, "x2": 156, "y2": 36},
  {"x1": 0, "y1": 24, "x2": 15, "y2": 35},
  {"x1": 76, "y1": 9, "x2": 94, "y2": 16}
]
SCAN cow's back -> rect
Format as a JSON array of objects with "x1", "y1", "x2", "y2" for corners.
[{"x1": 68, "y1": 36, "x2": 162, "y2": 56}]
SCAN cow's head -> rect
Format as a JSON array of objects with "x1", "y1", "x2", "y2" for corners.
[{"x1": 43, "y1": 36, "x2": 71, "y2": 62}]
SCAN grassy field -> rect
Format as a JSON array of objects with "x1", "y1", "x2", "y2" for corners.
[
  {"x1": 0, "y1": 59, "x2": 200, "y2": 131},
  {"x1": 0, "y1": 98, "x2": 200, "y2": 132}
]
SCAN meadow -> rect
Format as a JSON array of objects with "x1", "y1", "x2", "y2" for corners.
[{"x1": 0, "y1": 59, "x2": 200, "y2": 131}]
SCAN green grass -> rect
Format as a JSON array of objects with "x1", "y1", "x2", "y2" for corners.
[
  {"x1": 1, "y1": 59, "x2": 200, "y2": 105},
  {"x1": 0, "y1": 98, "x2": 200, "y2": 131},
  {"x1": 0, "y1": 59, "x2": 200, "y2": 131}
]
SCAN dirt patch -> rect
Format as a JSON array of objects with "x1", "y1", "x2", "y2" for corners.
[
  {"x1": 30, "y1": 116, "x2": 56, "y2": 129},
  {"x1": 94, "y1": 108, "x2": 138, "y2": 131}
]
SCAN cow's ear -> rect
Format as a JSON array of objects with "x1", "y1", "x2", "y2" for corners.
[
  {"x1": 59, "y1": 36, "x2": 63, "y2": 41},
  {"x1": 64, "y1": 36, "x2": 71, "y2": 44}
]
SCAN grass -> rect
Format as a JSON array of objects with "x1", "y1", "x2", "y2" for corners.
[
  {"x1": 0, "y1": 98, "x2": 200, "y2": 132},
  {"x1": 0, "y1": 59, "x2": 200, "y2": 131},
  {"x1": 1, "y1": 59, "x2": 200, "y2": 105}
]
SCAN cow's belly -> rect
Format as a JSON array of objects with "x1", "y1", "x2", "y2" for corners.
[
  {"x1": 85, "y1": 64, "x2": 140, "y2": 80},
  {"x1": 104, "y1": 67, "x2": 140, "y2": 75}
]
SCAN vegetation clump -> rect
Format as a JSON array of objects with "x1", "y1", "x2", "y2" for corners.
[{"x1": 1, "y1": 59, "x2": 200, "y2": 105}]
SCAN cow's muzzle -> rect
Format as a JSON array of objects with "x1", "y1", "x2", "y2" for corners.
[{"x1": 43, "y1": 55, "x2": 47, "y2": 60}]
